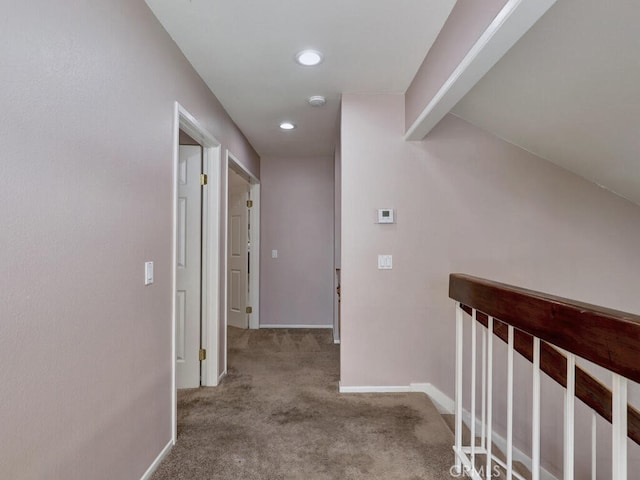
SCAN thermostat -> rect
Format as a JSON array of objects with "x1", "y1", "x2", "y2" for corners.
[{"x1": 377, "y1": 208, "x2": 395, "y2": 224}]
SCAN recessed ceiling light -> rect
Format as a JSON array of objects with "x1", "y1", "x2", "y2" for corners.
[
  {"x1": 295, "y1": 49, "x2": 323, "y2": 66},
  {"x1": 279, "y1": 122, "x2": 296, "y2": 130},
  {"x1": 308, "y1": 95, "x2": 326, "y2": 107}
]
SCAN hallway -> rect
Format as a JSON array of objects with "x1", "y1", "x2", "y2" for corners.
[{"x1": 152, "y1": 328, "x2": 454, "y2": 479}]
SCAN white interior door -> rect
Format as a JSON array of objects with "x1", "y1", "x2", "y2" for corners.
[
  {"x1": 227, "y1": 171, "x2": 249, "y2": 329},
  {"x1": 176, "y1": 145, "x2": 202, "y2": 389}
]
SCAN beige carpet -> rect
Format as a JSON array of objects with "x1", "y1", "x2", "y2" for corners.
[{"x1": 151, "y1": 328, "x2": 455, "y2": 479}]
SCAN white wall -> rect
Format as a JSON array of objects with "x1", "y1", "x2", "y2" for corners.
[
  {"x1": 260, "y1": 156, "x2": 334, "y2": 327},
  {"x1": 340, "y1": 93, "x2": 640, "y2": 477},
  {"x1": 0, "y1": 1, "x2": 258, "y2": 478}
]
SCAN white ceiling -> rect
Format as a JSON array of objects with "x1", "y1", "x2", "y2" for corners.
[
  {"x1": 147, "y1": 0, "x2": 640, "y2": 204},
  {"x1": 452, "y1": 0, "x2": 640, "y2": 204},
  {"x1": 145, "y1": 0, "x2": 456, "y2": 158}
]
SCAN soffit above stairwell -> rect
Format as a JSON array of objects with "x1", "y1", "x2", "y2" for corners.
[
  {"x1": 404, "y1": 0, "x2": 557, "y2": 141},
  {"x1": 145, "y1": 0, "x2": 456, "y2": 158}
]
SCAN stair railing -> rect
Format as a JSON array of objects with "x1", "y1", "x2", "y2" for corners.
[{"x1": 448, "y1": 273, "x2": 640, "y2": 480}]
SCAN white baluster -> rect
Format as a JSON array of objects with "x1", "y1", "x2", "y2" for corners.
[
  {"x1": 486, "y1": 317, "x2": 494, "y2": 480},
  {"x1": 592, "y1": 410, "x2": 597, "y2": 480},
  {"x1": 564, "y1": 353, "x2": 575, "y2": 480},
  {"x1": 532, "y1": 337, "x2": 541, "y2": 480},
  {"x1": 471, "y1": 309, "x2": 477, "y2": 467},
  {"x1": 481, "y1": 326, "x2": 487, "y2": 451},
  {"x1": 507, "y1": 325, "x2": 514, "y2": 479},
  {"x1": 612, "y1": 373, "x2": 627, "y2": 480},
  {"x1": 455, "y1": 303, "x2": 463, "y2": 474}
]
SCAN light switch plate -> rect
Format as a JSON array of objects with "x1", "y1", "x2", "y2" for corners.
[
  {"x1": 145, "y1": 261, "x2": 154, "y2": 285},
  {"x1": 377, "y1": 255, "x2": 392, "y2": 270},
  {"x1": 272, "y1": 249, "x2": 278, "y2": 259}
]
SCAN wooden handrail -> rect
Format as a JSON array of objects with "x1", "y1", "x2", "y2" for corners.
[
  {"x1": 449, "y1": 274, "x2": 640, "y2": 383},
  {"x1": 460, "y1": 305, "x2": 640, "y2": 445}
]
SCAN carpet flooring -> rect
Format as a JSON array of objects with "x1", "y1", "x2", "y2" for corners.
[{"x1": 151, "y1": 328, "x2": 455, "y2": 479}]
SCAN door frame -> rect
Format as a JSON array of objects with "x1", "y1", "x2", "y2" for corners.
[
  {"x1": 224, "y1": 150, "x2": 261, "y2": 371},
  {"x1": 171, "y1": 103, "x2": 222, "y2": 444}
]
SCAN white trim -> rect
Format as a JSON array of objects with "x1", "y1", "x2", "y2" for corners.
[
  {"x1": 218, "y1": 371, "x2": 227, "y2": 384},
  {"x1": 404, "y1": 0, "x2": 557, "y2": 141},
  {"x1": 410, "y1": 383, "x2": 454, "y2": 413},
  {"x1": 413, "y1": 383, "x2": 558, "y2": 480},
  {"x1": 261, "y1": 324, "x2": 334, "y2": 329},
  {"x1": 222, "y1": 153, "x2": 229, "y2": 374},
  {"x1": 171, "y1": 105, "x2": 179, "y2": 446},
  {"x1": 228, "y1": 152, "x2": 259, "y2": 184},
  {"x1": 333, "y1": 339, "x2": 341, "y2": 345},
  {"x1": 333, "y1": 269, "x2": 340, "y2": 344},
  {"x1": 139, "y1": 440, "x2": 172, "y2": 480},
  {"x1": 172, "y1": 103, "x2": 222, "y2": 443},
  {"x1": 339, "y1": 383, "x2": 411, "y2": 394},
  {"x1": 201, "y1": 143, "x2": 222, "y2": 388},
  {"x1": 248, "y1": 183, "x2": 260, "y2": 330}
]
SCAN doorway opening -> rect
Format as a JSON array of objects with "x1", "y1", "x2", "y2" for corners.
[
  {"x1": 223, "y1": 151, "x2": 260, "y2": 373},
  {"x1": 171, "y1": 103, "x2": 222, "y2": 444}
]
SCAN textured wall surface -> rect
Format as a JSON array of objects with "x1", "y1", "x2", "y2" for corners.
[
  {"x1": 0, "y1": 1, "x2": 258, "y2": 478},
  {"x1": 260, "y1": 156, "x2": 334, "y2": 327},
  {"x1": 340, "y1": 94, "x2": 640, "y2": 477}
]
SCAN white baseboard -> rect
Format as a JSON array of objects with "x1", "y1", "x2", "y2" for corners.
[
  {"x1": 409, "y1": 383, "x2": 454, "y2": 413},
  {"x1": 333, "y1": 339, "x2": 341, "y2": 344},
  {"x1": 339, "y1": 383, "x2": 412, "y2": 393},
  {"x1": 139, "y1": 439, "x2": 172, "y2": 480},
  {"x1": 259, "y1": 324, "x2": 333, "y2": 329},
  {"x1": 217, "y1": 371, "x2": 227, "y2": 384},
  {"x1": 412, "y1": 383, "x2": 558, "y2": 480}
]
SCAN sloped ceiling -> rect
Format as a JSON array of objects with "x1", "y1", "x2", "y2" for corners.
[{"x1": 452, "y1": 0, "x2": 640, "y2": 204}]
